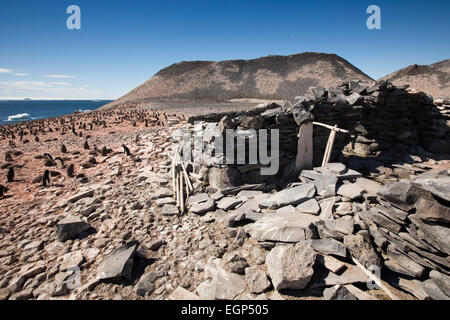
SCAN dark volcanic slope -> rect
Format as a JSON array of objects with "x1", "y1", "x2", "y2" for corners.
[
  {"x1": 381, "y1": 59, "x2": 450, "y2": 99},
  {"x1": 105, "y1": 52, "x2": 374, "y2": 108}
]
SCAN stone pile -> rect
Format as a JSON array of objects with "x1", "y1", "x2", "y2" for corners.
[
  {"x1": 187, "y1": 161, "x2": 450, "y2": 300},
  {"x1": 359, "y1": 172, "x2": 450, "y2": 300},
  {"x1": 172, "y1": 85, "x2": 450, "y2": 300}
]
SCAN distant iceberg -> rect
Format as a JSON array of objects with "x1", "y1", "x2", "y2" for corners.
[{"x1": 7, "y1": 113, "x2": 31, "y2": 121}]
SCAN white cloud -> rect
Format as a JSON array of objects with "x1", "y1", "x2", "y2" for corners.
[
  {"x1": 48, "y1": 82, "x2": 72, "y2": 86},
  {"x1": 43, "y1": 74, "x2": 75, "y2": 79},
  {"x1": 13, "y1": 73, "x2": 29, "y2": 77},
  {"x1": 0, "y1": 80, "x2": 103, "y2": 99},
  {"x1": 0, "y1": 68, "x2": 13, "y2": 74}
]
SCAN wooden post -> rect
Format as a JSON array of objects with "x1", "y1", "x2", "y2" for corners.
[
  {"x1": 179, "y1": 171, "x2": 184, "y2": 214},
  {"x1": 175, "y1": 167, "x2": 180, "y2": 207},
  {"x1": 181, "y1": 162, "x2": 193, "y2": 193},
  {"x1": 295, "y1": 122, "x2": 314, "y2": 172},
  {"x1": 321, "y1": 125, "x2": 337, "y2": 167},
  {"x1": 171, "y1": 160, "x2": 176, "y2": 195}
]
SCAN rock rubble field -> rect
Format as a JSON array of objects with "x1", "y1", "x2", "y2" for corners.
[{"x1": 0, "y1": 80, "x2": 449, "y2": 300}]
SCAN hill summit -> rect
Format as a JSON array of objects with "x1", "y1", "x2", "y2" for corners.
[
  {"x1": 381, "y1": 59, "x2": 450, "y2": 99},
  {"x1": 105, "y1": 52, "x2": 374, "y2": 108}
]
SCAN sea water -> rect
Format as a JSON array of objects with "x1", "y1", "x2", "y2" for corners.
[{"x1": 0, "y1": 100, "x2": 112, "y2": 125}]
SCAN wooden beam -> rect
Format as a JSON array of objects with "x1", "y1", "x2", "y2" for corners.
[
  {"x1": 313, "y1": 121, "x2": 349, "y2": 133},
  {"x1": 351, "y1": 256, "x2": 399, "y2": 300}
]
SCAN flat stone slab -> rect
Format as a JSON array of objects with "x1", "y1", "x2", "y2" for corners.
[
  {"x1": 314, "y1": 163, "x2": 347, "y2": 174},
  {"x1": 191, "y1": 198, "x2": 215, "y2": 215},
  {"x1": 337, "y1": 183, "x2": 365, "y2": 200},
  {"x1": 217, "y1": 197, "x2": 242, "y2": 211},
  {"x1": 355, "y1": 177, "x2": 382, "y2": 199},
  {"x1": 337, "y1": 169, "x2": 363, "y2": 180},
  {"x1": 230, "y1": 193, "x2": 269, "y2": 215},
  {"x1": 236, "y1": 190, "x2": 264, "y2": 200},
  {"x1": 259, "y1": 183, "x2": 316, "y2": 209},
  {"x1": 161, "y1": 204, "x2": 179, "y2": 216},
  {"x1": 68, "y1": 190, "x2": 94, "y2": 204},
  {"x1": 244, "y1": 212, "x2": 320, "y2": 243},
  {"x1": 188, "y1": 193, "x2": 210, "y2": 206},
  {"x1": 318, "y1": 197, "x2": 338, "y2": 220},
  {"x1": 155, "y1": 197, "x2": 176, "y2": 207},
  {"x1": 149, "y1": 188, "x2": 173, "y2": 200},
  {"x1": 308, "y1": 239, "x2": 347, "y2": 258},
  {"x1": 317, "y1": 216, "x2": 355, "y2": 238},
  {"x1": 413, "y1": 176, "x2": 450, "y2": 201},
  {"x1": 312, "y1": 174, "x2": 338, "y2": 197},
  {"x1": 296, "y1": 198, "x2": 320, "y2": 214}
]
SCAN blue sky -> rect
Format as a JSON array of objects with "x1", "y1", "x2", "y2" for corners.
[{"x1": 0, "y1": 0, "x2": 449, "y2": 99}]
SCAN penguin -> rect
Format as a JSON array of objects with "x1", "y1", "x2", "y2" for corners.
[
  {"x1": 122, "y1": 144, "x2": 131, "y2": 156},
  {"x1": 42, "y1": 170, "x2": 50, "y2": 187},
  {"x1": 55, "y1": 157, "x2": 65, "y2": 169},
  {"x1": 7, "y1": 167, "x2": 14, "y2": 182},
  {"x1": 66, "y1": 164, "x2": 74, "y2": 177},
  {"x1": 44, "y1": 153, "x2": 54, "y2": 162}
]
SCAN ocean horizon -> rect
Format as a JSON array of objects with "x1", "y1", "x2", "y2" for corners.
[{"x1": 0, "y1": 100, "x2": 112, "y2": 125}]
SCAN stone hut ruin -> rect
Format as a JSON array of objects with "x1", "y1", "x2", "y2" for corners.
[{"x1": 185, "y1": 80, "x2": 449, "y2": 188}]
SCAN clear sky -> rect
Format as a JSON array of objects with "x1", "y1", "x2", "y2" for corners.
[{"x1": 0, "y1": 0, "x2": 449, "y2": 100}]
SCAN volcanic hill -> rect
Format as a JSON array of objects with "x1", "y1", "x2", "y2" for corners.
[
  {"x1": 104, "y1": 52, "x2": 374, "y2": 109},
  {"x1": 381, "y1": 59, "x2": 450, "y2": 99}
]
